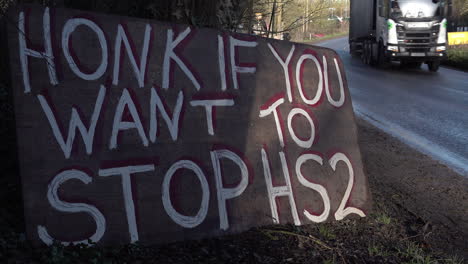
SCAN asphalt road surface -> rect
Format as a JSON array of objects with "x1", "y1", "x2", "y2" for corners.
[{"x1": 315, "y1": 37, "x2": 468, "y2": 176}]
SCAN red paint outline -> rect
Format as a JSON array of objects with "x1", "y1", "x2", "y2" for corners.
[
  {"x1": 231, "y1": 34, "x2": 257, "y2": 90},
  {"x1": 222, "y1": 33, "x2": 231, "y2": 90},
  {"x1": 98, "y1": 160, "x2": 158, "y2": 242},
  {"x1": 326, "y1": 150, "x2": 367, "y2": 216},
  {"x1": 167, "y1": 26, "x2": 203, "y2": 91},
  {"x1": 268, "y1": 43, "x2": 297, "y2": 102},
  {"x1": 261, "y1": 147, "x2": 299, "y2": 224},
  {"x1": 151, "y1": 86, "x2": 186, "y2": 140},
  {"x1": 192, "y1": 93, "x2": 236, "y2": 134},
  {"x1": 211, "y1": 143, "x2": 254, "y2": 187},
  {"x1": 39, "y1": 88, "x2": 107, "y2": 158},
  {"x1": 45, "y1": 166, "x2": 105, "y2": 242},
  {"x1": 115, "y1": 88, "x2": 147, "y2": 149},
  {"x1": 260, "y1": 93, "x2": 287, "y2": 148},
  {"x1": 114, "y1": 21, "x2": 153, "y2": 87},
  {"x1": 295, "y1": 150, "x2": 329, "y2": 218},
  {"x1": 289, "y1": 103, "x2": 320, "y2": 146},
  {"x1": 324, "y1": 54, "x2": 347, "y2": 109},
  {"x1": 65, "y1": 14, "x2": 110, "y2": 77},
  {"x1": 165, "y1": 157, "x2": 210, "y2": 219},
  {"x1": 297, "y1": 49, "x2": 324, "y2": 107}
]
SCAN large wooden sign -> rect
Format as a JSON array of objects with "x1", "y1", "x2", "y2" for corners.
[{"x1": 5, "y1": 5, "x2": 371, "y2": 245}]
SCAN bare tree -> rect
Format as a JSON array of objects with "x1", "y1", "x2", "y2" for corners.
[
  {"x1": 454, "y1": 0, "x2": 468, "y2": 17},
  {"x1": 246, "y1": 0, "x2": 331, "y2": 38}
]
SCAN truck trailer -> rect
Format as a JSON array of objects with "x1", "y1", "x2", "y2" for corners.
[{"x1": 349, "y1": 0, "x2": 450, "y2": 72}]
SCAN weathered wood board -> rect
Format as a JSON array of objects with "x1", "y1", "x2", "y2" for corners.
[{"x1": 5, "y1": 4, "x2": 371, "y2": 245}]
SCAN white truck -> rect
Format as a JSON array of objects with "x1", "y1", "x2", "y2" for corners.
[{"x1": 349, "y1": 0, "x2": 450, "y2": 72}]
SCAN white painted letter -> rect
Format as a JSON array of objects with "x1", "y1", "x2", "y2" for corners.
[
  {"x1": 287, "y1": 108, "x2": 315, "y2": 148},
  {"x1": 150, "y1": 88, "x2": 184, "y2": 142},
  {"x1": 230, "y1": 36, "x2": 257, "y2": 90},
  {"x1": 37, "y1": 85, "x2": 106, "y2": 159},
  {"x1": 261, "y1": 149, "x2": 301, "y2": 225},
  {"x1": 162, "y1": 28, "x2": 200, "y2": 90},
  {"x1": 296, "y1": 153, "x2": 330, "y2": 223},
  {"x1": 190, "y1": 99, "x2": 235, "y2": 136},
  {"x1": 162, "y1": 160, "x2": 209, "y2": 228},
  {"x1": 110, "y1": 88, "x2": 149, "y2": 149},
  {"x1": 113, "y1": 24, "x2": 152, "y2": 88},
  {"x1": 210, "y1": 149, "x2": 249, "y2": 230},
  {"x1": 99, "y1": 165, "x2": 155, "y2": 243},
  {"x1": 37, "y1": 169, "x2": 106, "y2": 245},
  {"x1": 62, "y1": 17, "x2": 108, "y2": 80},
  {"x1": 324, "y1": 56, "x2": 346, "y2": 107},
  {"x1": 259, "y1": 96, "x2": 285, "y2": 147},
  {"x1": 330, "y1": 152, "x2": 366, "y2": 220},
  {"x1": 295, "y1": 52, "x2": 323, "y2": 105},
  {"x1": 267, "y1": 44, "x2": 295, "y2": 102},
  {"x1": 19, "y1": 8, "x2": 58, "y2": 93},
  {"x1": 218, "y1": 35, "x2": 227, "y2": 91}
]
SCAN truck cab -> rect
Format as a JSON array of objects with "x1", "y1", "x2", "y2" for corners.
[{"x1": 350, "y1": 0, "x2": 450, "y2": 72}]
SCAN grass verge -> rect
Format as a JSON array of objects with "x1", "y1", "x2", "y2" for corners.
[
  {"x1": 443, "y1": 45, "x2": 468, "y2": 71},
  {"x1": 298, "y1": 31, "x2": 348, "y2": 44}
]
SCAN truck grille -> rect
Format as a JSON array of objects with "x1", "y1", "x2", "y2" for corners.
[
  {"x1": 406, "y1": 39, "x2": 430, "y2": 43},
  {"x1": 397, "y1": 27, "x2": 439, "y2": 49},
  {"x1": 406, "y1": 33, "x2": 430, "y2": 38},
  {"x1": 406, "y1": 47, "x2": 430, "y2": 52}
]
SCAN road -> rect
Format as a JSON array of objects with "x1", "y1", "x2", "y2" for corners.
[{"x1": 315, "y1": 37, "x2": 468, "y2": 176}]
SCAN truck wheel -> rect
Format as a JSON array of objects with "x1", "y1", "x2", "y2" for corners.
[
  {"x1": 427, "y1": 61, "x2": 440, "y2": 72},
  {"x1": 361, "y1": 41, "x2": 368, "y2": 64},
  {"x1": 376, "y1": 41, "x2": 387, "y2": 67},
  {"x1": 350, "y1": 42, "x2": 359, "y2": 57},
  {"x1": 349, "y1": 42, "x2": 354, "y2": 54},
  {"x1": 369, "y1": 42, "x2": 377, "y2": 66},
  {"x1": 362, "y1": 41, "x2": 372, "y2": 65},
  {"x1": 366, "y1": 41, "x2": 372, "y2": 65}
]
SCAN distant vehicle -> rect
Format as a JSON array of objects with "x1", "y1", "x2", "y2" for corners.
[{"x1": 349, "y1": 0, "x2": 450, "y2": 72}]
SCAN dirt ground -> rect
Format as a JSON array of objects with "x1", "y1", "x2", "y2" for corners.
[
  {"x1": 0, "y1": 112, "x2": 467, "y2": 263},
  {"x1": 357, "y1": 118, "x2": 468, "y2": 260}
]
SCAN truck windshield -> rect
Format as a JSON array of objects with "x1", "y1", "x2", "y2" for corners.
[{"x1": 390, "y1": 0, "x2": 443, "y2": 19}]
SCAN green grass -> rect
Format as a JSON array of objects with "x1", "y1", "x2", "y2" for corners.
[
  {"x1": 376, "y1": 213, "x2": 392, "y2": 225},
  {"x1": 443, "y1": 45, "x2": 468, "y2": 71},
  {"x1": 399, "y1": 242, "x2": 438, "y2": 264},
  {"x1": 368, "y1": 242, "x2": 391, "y2": 257},
  {"x1": 317, "y1": 225, "x2": 336, "y2": 240},
  {"x1": 298, "y1": 31, "x2": 349, "y2": 44}
]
